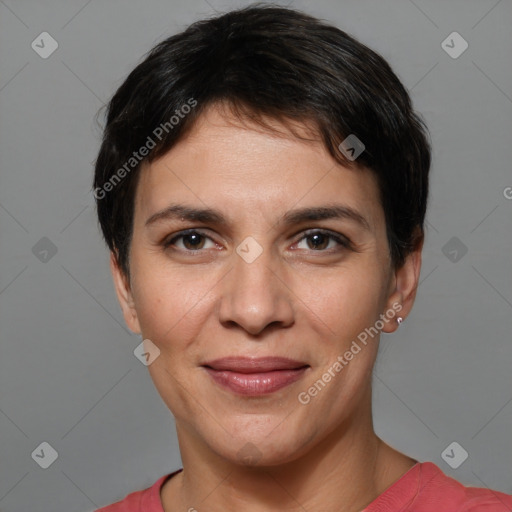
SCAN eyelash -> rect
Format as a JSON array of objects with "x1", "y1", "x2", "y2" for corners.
[{"x1": 162, "y1": 228, "x2": 352, "y2": 253}]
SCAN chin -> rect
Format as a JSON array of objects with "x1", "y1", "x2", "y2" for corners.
[{"x1": 204, "y1": 418, "x2": 312, "y2": 468}]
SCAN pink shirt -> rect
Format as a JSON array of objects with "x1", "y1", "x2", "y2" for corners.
[{"x1": 96, "y1": 461, "x2": 512, "y2": 511}]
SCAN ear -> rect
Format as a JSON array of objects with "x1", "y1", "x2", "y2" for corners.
[
  {"x1": 381, "y1": 233, "x2": 424, "y2": 334},
  {"x1": 110, "y1": 252, "x2": 142, "y2": 334}
]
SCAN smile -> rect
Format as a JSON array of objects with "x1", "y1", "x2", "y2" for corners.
[{"x1": 202, "y1": 357, "x2": 310, "y2": 396}]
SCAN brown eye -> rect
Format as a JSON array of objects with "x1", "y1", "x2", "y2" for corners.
[
  {"x1": 306, "y1": 233, "x2": 330, "y2": 250},
  {"x1": 164, "y1": 230, "x2": 215, "y2": 251},
  {"x1": 295, "y1": 230, "x2": 350, "y2": 252},
  {"x1": 181, "y1": 233, "x2": 205, "y2": 250}
]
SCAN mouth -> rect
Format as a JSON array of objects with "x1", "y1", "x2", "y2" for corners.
[{"x1": 201, "y1": 357, "x2": 310, "y2": 396}]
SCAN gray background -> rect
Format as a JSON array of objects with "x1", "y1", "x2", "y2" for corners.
[{"x1": 0, "y1": 0, "x2": 511, "y2": 511}]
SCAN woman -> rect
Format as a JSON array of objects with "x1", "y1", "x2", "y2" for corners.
[{"x1": 93, "y1": 4, "x2": 512, "y2": 511}]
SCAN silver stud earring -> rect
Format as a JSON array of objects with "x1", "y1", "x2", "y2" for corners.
[{"x1": 397, "y1": 317, "x2": 403, "y2": 326}]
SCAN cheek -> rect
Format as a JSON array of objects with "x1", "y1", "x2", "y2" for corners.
[
  {"x1": 130, "y1": 264, "x2": 215, "y2": 350},
  {"x1": 295, "y1": 268, "x2": 384, "y2": 406},
  {"x1": 294, "y1": 264, "x2": 385, "y2": 344}
]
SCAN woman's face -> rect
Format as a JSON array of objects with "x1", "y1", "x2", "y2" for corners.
[{"x1": 112, "y1": 105, "x2": 419, "y2": 466}]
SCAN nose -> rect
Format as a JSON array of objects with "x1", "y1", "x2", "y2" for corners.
[{"x1": 218, "y1": 244, "x2": 295, "y2": 336}]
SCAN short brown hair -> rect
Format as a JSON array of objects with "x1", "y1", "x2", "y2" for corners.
[{"x1": 93, "y1": 3, "x2": 431, "y2": 277}]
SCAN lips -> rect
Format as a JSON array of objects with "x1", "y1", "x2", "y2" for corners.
[
  {"x1": 203, "y1": 356, "x2": 308, "y2": 373},
  {"x1": 202, "y1": 357, "x2": 309, "y2": 396}
]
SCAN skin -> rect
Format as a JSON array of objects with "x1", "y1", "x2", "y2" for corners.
[{"x1": 111, "y1": 103, "x2": 423, "y2": 512}]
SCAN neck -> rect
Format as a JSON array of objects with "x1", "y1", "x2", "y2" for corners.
[{"x1": 162, "y1": 405, "x2": 416, "y2": 512}]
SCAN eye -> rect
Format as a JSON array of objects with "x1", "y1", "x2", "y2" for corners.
[
  {"x1": 164, "y1": 230, "x2": 217, "y2": 251},
  {"x1": 294, "y1": 230, "x2": 350, "y2": 252}
]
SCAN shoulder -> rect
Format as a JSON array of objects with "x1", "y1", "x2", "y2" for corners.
[
  {"x1": 95, "y1": 470, "x2": 182, "y2": 512},
  {"x1": 95, "y1": 484, "x2": 146, "y2": 512},
  {"x1": 411, "y1": 462, "x2": 512, "y2": 512}
]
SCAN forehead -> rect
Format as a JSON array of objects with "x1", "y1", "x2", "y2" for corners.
[{"x1": 135, "y1": 105, "x2": 383, "y2": 232}]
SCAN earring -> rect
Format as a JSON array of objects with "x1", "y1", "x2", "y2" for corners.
[{"x1": 397, "y1": 317, "x2": 403, "y2": 326}]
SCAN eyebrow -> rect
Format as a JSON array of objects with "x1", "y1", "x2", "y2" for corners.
[{"x1": 145, "y1": 203, "x2": 371, "y2": 231}]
